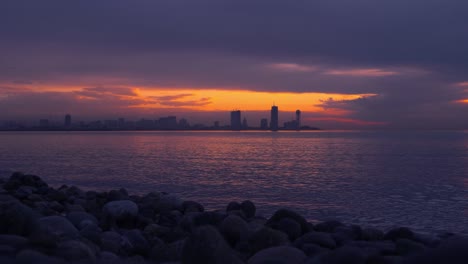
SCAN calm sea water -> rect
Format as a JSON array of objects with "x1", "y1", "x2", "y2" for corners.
[{"x1": 0, "y1": 130, "x2": 467, "y2": 234}]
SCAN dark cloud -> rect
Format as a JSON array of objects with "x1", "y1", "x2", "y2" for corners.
[
  {"x1": 152, "y1": 93, "x2": 213, "y2": 107},
  {"x1": 0, "y1": 0, "x2": 467, "y2": 128}
]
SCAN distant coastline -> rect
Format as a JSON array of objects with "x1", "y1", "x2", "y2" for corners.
[{"x1": 0, "y1": 126, "x2": 321, "y2": 132}]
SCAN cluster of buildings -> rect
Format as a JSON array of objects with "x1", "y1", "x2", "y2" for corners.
[
  {"x1": 1, "y1": 105, "x2": 314, "y2": 131},
  {"x1": 230, "y1": 105, "x2": 302, "y2": 131}
]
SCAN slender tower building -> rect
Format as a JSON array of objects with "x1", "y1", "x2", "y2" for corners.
[
  {"x1": 64, "y1": 114, "x2": 71, "y2": 127},
  {"x1": 270, "y1": 105, "x2": 279, "y2": 131},
  {"x1": 230, "y1": 110, "x2": 241, "y2": 130},
  {"x1": 296, "y1": 110, "x2": 301, "y2": 130}
]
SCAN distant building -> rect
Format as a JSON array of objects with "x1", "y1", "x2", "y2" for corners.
[
  {"x1": 39, "y1": 119, "x2": 49, "y2": 128},
  {"x1": 230, "y1": 110, "x2": 241, "y2": 130},
  {"x1": 158, "y1": 116, "x2": 178, "y2": 129},
  {"x1": 118, "y1": 118, "x2": 125, "y2": 129},
  {"x1": 270, "y1": 105, "x2": 279, "y2": 131},
  {"x1": 64, "y1": 114, "x2": 71, "y2": 127},
  {"x1": 179, "y1": 118, "x2": 190, "y2": 129},
  {"x1": 260, "y1": 118, "x2": 268, "y2": 129},
  {"x1": 242, "y1": 117, "x2": 248, "y2": 129},
  {"x1": 214, "y1": 121, "x2": 220, "y2": 128},
  {"x1": 296, "y1": 110, "x2": 301, "y2": 130}
]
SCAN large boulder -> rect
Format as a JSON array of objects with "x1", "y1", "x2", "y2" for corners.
[
  {"x1": 248, "y1": 246, "x2": 307, "y2": 264},
  {"x1": 100, "y1": 231, "x2": 125, "y2": 255},
  {"x1": 54, "y1": 240, "x2": 96, "y2": 262},
  {"x1": 384, "y1": 227, "x2": 414, "y2": 241},
  {"x1": 30, "y1": 216, "x2": 79, "y2": 247},
  {"x1": 0, "y1": 199, "x2": 38, "y2": 236},
  {"x1": 266, "y1": 209, "x2": 310, "y2": 234},
  {"x1": 182, "y1": 225, "x2": 243, "y2": 264},
  {"x1": 3, "y1": 172, "x2": 48, "y2": 191},
  {"x1": 294, "y1": 232, "x2": 337, "y2": 249},
  {"x1": 220, "y1": 215, "x2": 249, "y2": 245},
  {"x1": 66, "y1": 212, "x2": 98, "y2": 230},
  {"x1": 240, "y1": 200, "x2": 256, "y2": 218},
  {"x1": 102, "y1": 200, "x2": 138, "y2": 228},
  {"x1": 122, "y1": 229, "x2": 150, "y2": 256},
  {"x1": 249, "y1": 227, "x2": 289, "y2": 253}
]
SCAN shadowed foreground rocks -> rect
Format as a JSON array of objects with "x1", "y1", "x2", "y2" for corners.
[{"x1": 0, "y1": 172, "x2": 467, "y2": 264}]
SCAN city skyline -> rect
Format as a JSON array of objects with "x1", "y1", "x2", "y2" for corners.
[{"x1": 1, "y1": 1, "x2": 468, "y2": 129}]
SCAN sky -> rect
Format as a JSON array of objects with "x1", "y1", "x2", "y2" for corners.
[{"x1": 1, "y1": 0, "x2": 467, "y2": 129}]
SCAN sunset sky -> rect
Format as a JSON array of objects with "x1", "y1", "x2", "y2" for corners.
[{"x1": 1, "y1": 0, "x2": 467, "y2": 129}]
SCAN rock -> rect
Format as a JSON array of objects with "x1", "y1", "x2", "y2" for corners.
[
  {"x1": 312, "y1": 245, "x2": 366, "y2": 264},
  {"x1": 346, "y1": 240, "x2": 396, "y2": 256},
  {"x1": 102, "y1": 200, "x2": 138, "y2": 228},
  {"x1": 156, "y1": 193, "x2": 183, "y2": 213},
  {"x1": 30, "y1": 216, "x2": 79, "y2": 247},
  {"x1": 226, "y1": 201, "x2": 241, "y2": 212},
  {"x1": 150, "y1": 239, "x2": 185, "y2": 263},
  {"x1": 182, "y1": 200, "x2": 204, "y2": 214},
  {"x1": 362, "y1": 227, "x2": 385, "y2": 241},
  {"x1": 99, "y1": 251, "x2": 120, "y2": 262},
  {"x1": 80, "y1": 223, "x2": 102, "y2": 244},
  {"x1": 248, "y1": 246, "x2": 307, "y2": 264},
  {"x1": 16, "y1": 249, "x2": 65, "y2": 264},
  {"x1": 0, "y1": 200, "x2": 38, "y2": 236},
  {"x1": 249, "y1": 227, "x2": 289, "y2": 253},
  {"x1": 240, "y1": 200, "x2": 256, "y2": 218},
  {"x1": 220, "y1": 215, "x2": 249, "y2": 245},
  {"x1": 182, "y1": 225, "x2": 243, "y2": 264},
  {"x1": 0, "y1": 245, "x2": 16, "y2": 257},
  {"x1": 108, "y1": 189, "x2": 128, "y2": 201},
  {"x1": 333, "y1": 225, "x2": 361, "y2": 245},
  {"x1": 123, "y1": 229, "x2": 150, "y2": 256},
  {"x1": 158, "y1": 210, "x2": 183, "y2": 228},
  {"x1": 4, "y1": 172, "x2": 48, "y2": 191},
  {"x1": 55, "y1": 240, "x2": 96, "y2": 262},
  {"x1": 65, "y1": 203, "x2": 85, "y2": 212},
  {"x1": 278, "y1": 217, "x2": 302, "y2": 241},
  {"x1": 314, "y1": 220, "x2": 344, "y2": 233},
  {"x1": 66, "y1": 211, "x2": 98, "y2": 229},
  {"x1": 384, "y1": 227, "x2": 414, "y2": 241},
  {"x1": 294, "y1": 232, "x2": 337, "y2": 249},
  {"x1": 14, "y1": 186, "x2": 36, "y2": 199},
  {"x1": 405, "y1": 236, "x2": 468, "y2": 264},
  {"x1": 100, "y1": 231, "x2": 124, "y2": 255},
  {"x1": 0, "y1": 235, "x2": 29, "y2": 250},
  {"x1": 266, "y1": 209, "x2": 309, "y2": 234},
  {"x1": 143, "y1": 224, "x2": 171, "y2": 244},
  {"x1": 300, "y1": 243, "x2": 330, "y2": 257},
  {"x1": 395, "y1": 238, "x2": 426, "y2": 256}
]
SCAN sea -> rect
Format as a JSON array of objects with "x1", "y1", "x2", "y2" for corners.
[{"x1": 0, "y1": 130, "x2": 467, "y2": 234}]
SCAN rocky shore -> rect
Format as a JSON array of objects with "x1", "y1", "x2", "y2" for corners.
[{"x1": 0, "y1": 172, "x2": 467, "y2": 264}]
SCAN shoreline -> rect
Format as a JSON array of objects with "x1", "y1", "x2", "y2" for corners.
[{"x1": 1, "y1": 172, "x2": 467, "y2": 263}]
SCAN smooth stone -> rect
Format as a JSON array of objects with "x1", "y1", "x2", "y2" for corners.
[
  {"x1": 248, "y1": 246, "x2": 307, "y2": 264},
  {"x1": 311, "y1": 245, "x2": 366, "y2": 264},
  {"x1": 14, "y1": 186, "x2": 36, "y2": 199},
  {"x1": 80, "y1": 223, "x2": 102, "y2": 244},
  {"x1": 405, "y1": 236, "x2": 468, "y2": 264},
  {"x1": 16, "y1": 249, "x2": 65, "y2": 264},
  {"x1": 396, "y1": 238, "x2": 426, "y2": 256},
  {"x1": 361, "y1": 227, "x2": 385, "y2": 241},
  {"x1": 294, "y1": 232, "x2": 337, "y2": 249},
  {"x1": 99, "y1": 251, "x2": 120, "y2": 262},
  {"x1": 347, "y1": 240, "x2": 396, "y2": 256},
  {"x1": 182, "y1": 225, "x2": 243, "y2": 264},
  {"x1": 67, "y1": 211, "x2": 98, "y2": 229},
  {"x1": 278, "y1": 217, "x2": 302, "y2": 241},
  {"x1": 240, "y1": 200, "x2": 256, "y2": 218},
  {"x1": 123, "y1": 229, "x2": 150, "y2": 255},
  {"x1": 0, "y1": 199, "x2": 38, "y2": 236},
  {"x1": 143, "y1": 224, "x2": 171, "y2": 244},
  {"x1": 0, "y1": 235, "x2": 29, "y2": 249},
  {"x1": 100, "y1": 231, "x2": 124, "y2": 254},
  {"x1": 102, "y1": 200, "x2": 138, "y2": 228},
  {"x1": 150, "y1": 239, "x2": 185, "y2": 263},
  {"x1": 333, "y1": 225, "x2": 361, "y2": 245},
  {"x1": 384, "y1": 227, "x2": 414, "y2": 241},
  {"x1": 182, "y1": 200, "x2": 204, "y2": 213},
  {"x1": 220, "y1": 215, "x2": 249, "y2": 245},
  {"x1": 156, "y1": 194, "x2": 183, "y2": 213},
  {"x1": 249, "y1": 227, "x2": 289, "y2": 253},
  {"x1": 226, "y1": 201, "x2": 241, "y2": 212},
  {"x1": 300, "y1": 243, "x2": 330, "y2": 257},
  {"x1": 0, "y1": 245, "x2": 16, "y2": 256},
  {"x1": 4, "y1": 172, "x2": 48, "y2": 190},
  {"x1": 266, "y1": 209, "x2": 309, "y2": 234},
  {"x1": 314, "y1": 220, "x2": 344, "y2": 233},
  {"x1": 55, "y1": 240, "x2": 96, "y2": 261},
  {"x1": 30, "y1": 216, "x2": 79, "y2": 247}
]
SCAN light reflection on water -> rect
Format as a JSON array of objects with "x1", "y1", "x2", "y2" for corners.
[{"x1": 0, "y1": 130, "x2": 467, "y2": 234}]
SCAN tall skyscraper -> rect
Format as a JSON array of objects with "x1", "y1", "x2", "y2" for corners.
[
  {"x1": 270, "y1": 105, "x2": 279, "y2": 131},
  {"x1": 64, "y1": 114, "x2": 71, "y2": 127},
  {"x1": 230, "y1": 110, "x2": 241, "y2": 130},
  {"x1": 296, "y1": 110, "x2": 301, "y2": 130}
]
